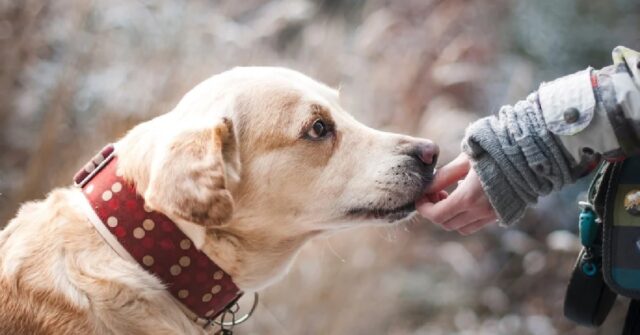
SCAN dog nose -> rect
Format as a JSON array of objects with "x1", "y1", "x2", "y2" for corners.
[{"x1": 413, "y1": 140, "x2": 439, "y2": 166}]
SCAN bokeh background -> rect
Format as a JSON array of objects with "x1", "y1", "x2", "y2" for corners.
[{"x1": 1, "y1": 0, "x2": 639, "y2": 334}]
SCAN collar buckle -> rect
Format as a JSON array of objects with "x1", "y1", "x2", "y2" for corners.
[
  {"x1": 73, "y1": 144, "x2": 116, "y2": 187},
  {"x1": 206, "y1": 292, "x2": 259, "y2": 332}
]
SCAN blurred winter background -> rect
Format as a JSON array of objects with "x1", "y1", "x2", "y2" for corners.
[{"x1": 1, "y1": 0, "x2": 639, "y2": 334}]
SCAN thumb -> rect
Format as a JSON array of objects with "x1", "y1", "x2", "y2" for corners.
[{"x1": 427, "y1": 153, "x2": 471, "y2": 192}]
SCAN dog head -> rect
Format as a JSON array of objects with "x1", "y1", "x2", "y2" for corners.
[{"x1": 117, "y1": 67, "x2": 438, "y2": 288}]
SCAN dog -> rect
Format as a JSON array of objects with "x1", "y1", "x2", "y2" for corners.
[{"x1": 0, "y1": 67, "x2": 438, "y2": 334}]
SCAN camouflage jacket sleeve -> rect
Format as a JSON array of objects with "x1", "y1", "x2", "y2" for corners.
[
  {"x1": 462, "y1": 46, "x2": 640, "y2": 225},
  {"x1": 539, "y1": 46, "x2": 640, "y2": 165}
]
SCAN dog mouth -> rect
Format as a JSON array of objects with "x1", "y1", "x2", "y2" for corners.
[
  {"x1": 346, "y1": 201, "x2": 417, "y2": 222},
  {"x1": 345, "y1": 163, "x2": 434, "y2": 223}
]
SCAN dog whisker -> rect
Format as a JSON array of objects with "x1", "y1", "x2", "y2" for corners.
[{"x1": 325, "y1": 237, "x2": 347, "y2": 263}]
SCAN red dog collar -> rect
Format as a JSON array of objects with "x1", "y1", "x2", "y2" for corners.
[{"x1": 74, "y1": 144, "x2": 242, "y2": 320}]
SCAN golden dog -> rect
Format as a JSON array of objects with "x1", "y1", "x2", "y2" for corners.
[{"x1": 0, "y1": 67, "x2": 438, "y2": 334}]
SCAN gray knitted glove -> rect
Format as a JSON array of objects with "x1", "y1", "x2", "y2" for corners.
[{"x1": 462, "y1": 93, "x2": 577, "y2": 225}]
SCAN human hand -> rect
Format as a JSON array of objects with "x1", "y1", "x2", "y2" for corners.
[{"x1": 416, "y1": 153, "x2": 498, "y2": 235}]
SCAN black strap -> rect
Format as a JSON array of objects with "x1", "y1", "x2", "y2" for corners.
[
  {"x1": 564, "y1": 248, "x2": 617, "y2": 327},
  {"x1": 623, "y1": 300, "x2": 640, "y2": 335},
  {"x1": 563, "y1": 161, "x2": 623, "y2": 326}
]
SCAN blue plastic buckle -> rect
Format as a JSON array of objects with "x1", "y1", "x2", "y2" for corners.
[{"x1": 578, "y1": 201, "x2": 598, "y2": 248}]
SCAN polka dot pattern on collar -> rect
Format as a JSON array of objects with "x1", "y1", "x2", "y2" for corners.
[{"x1": 78, "y1": 147, "x2": 242, "y2": 320}]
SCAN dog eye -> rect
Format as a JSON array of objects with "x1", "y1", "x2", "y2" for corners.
[{"x1": 307, "y1": 119, "x2": 329, "y2": 139}]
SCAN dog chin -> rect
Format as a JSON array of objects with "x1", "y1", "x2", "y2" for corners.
[{"x1": 346, "y1": 201, "x2": 417, "y2": 223}]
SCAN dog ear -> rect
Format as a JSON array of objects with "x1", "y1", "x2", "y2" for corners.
[{"x1": 144, "y1": 117, "x2": 240, "y2": 227}]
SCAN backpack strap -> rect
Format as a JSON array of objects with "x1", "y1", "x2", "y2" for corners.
[{"x1": 563, "y1": 162, "x2": 618, "y2": 327}]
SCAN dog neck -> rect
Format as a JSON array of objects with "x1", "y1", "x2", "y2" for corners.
[{"x1": 200, "y1": 216, "x2": 322, "y2": 291}]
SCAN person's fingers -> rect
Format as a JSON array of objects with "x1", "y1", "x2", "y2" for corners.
[
  {"x1": 416, "y1": 192, "x2": 465, "y2": 224},
  {"x1": 441, "y1": 211, "x2": 490, "y2": 231},
  {"x1": 448, "y1": 218, "x2": 485, "y2": 233},
  {"x1": 438, "y1": 211, "x2": 466, "y2": 231},
  {"x1": 426, "y1": 153, "x2": 471, "y2": 192},
  {"x1": 457, "y1": 218, "x2": 496, "y2": 235},
  {"x1": 418, "y1": 171, "x2": 478, "y2": 224},
  {"x1": 418, "y1": 190, "x2": 449, "y2": 204}
]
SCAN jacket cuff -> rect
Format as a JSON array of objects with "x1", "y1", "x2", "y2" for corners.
[
  {"x1": 471, "y1": 152, "x2": 527, "y2": 226},
  {"x1": 462, "y1": 95, "x2": 576, "y2": 226}
]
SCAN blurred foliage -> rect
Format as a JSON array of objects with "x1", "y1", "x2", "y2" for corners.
[{"x1": 0, "y1": 0, "x2": 638, "y2": 334}]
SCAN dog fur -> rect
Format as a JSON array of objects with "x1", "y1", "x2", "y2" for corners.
[{"x1": 0, "y1": 67, "x2": 435, "y2": 334}]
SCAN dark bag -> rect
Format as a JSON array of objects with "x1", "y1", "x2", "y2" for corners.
[
  {"x1": 602, "y1": 157, "x2": 640, "y2": 299},
  {"x1": 564, "y1": 156, "x2": 640, "y2": 331}
]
